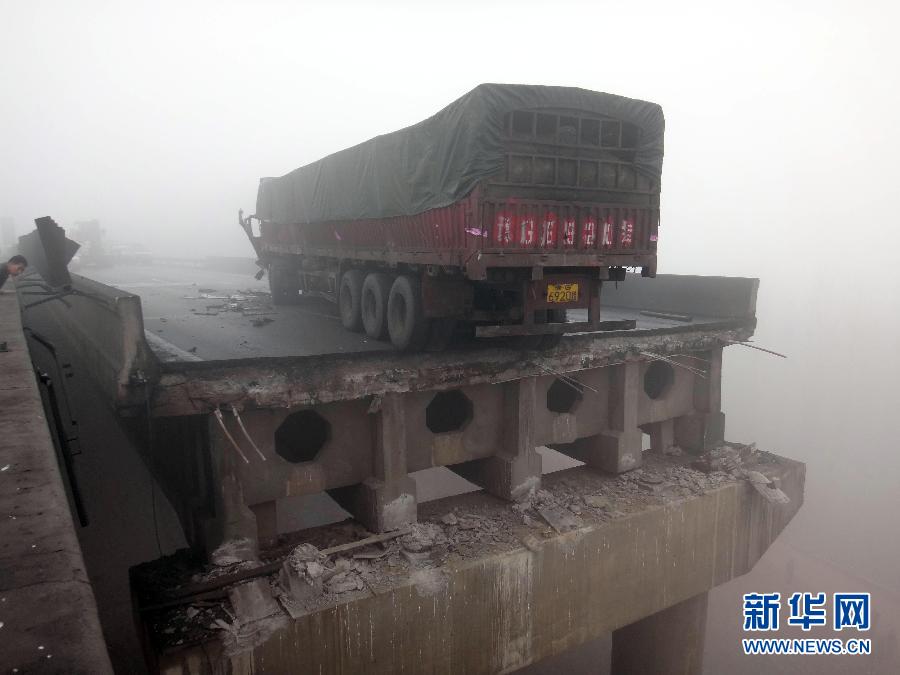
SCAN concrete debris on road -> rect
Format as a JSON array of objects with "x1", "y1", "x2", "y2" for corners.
[
  {"x1": 691, "y1": 441, "x2": 789, "y2": 504},
  {"x1": 537, "y1": 504, "x2": 582, "y2": 533},
  {"x1": 693, "y1": 441, "x2": 759, "y2": 474},
  {"x1": 209, "y1": 537, "x2": 258, "y2": 568},
  {"x1": 183, "y1": 288, "x2": 276, "y2": 322},
  {"x1": 400, "y1": 523, "x2": 445, "y2": 553},
  {"x1": 228, "y1": 579, "x2": 281, "y2": 624},
  {"x1": 134, "y1": 446, "x2": 790, "y2": 654},
  {"x1": 744, "y1": 470, "x2": 791, "y2": 504}
]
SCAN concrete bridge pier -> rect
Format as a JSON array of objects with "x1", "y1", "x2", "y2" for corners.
[
  {"x1": 328, "y1": 392, "x2": 418, "y2": 533},
  {"x1": 611, "y1": 591, "x2": 708, "y2": 675},
  {"x1": 674, "y1": 347, "x2": 725, "y2": 454},
  {"x1": 450, "y1": 377, "x2": 543, "y2": 501}
]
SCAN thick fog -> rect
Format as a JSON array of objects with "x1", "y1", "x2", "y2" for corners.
[{"x1": 3, "y1": 0, "x2": 899, "y2": 634}]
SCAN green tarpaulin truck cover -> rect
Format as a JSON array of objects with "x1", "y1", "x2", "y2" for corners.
[{"x1": 256, "y1": 83, "x2": 664, "y2": 226}]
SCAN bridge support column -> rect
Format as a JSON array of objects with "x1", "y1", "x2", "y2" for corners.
[
  {"x1": 554, "y1": 361, "x2": 643, "y2": 474},
  {"x1": 675, "y1": 347, "x2": 724, "y2": 454},
  {"x1": 449, "y1": 378, "x2": 542, "y2": 501},
  {"x1": 203, "y1": 472, "x2": 259, "y2": 562},
  {"x1": 328, "y1": 393, "x2": 417, "y2": 532},
  {"x1": 645, "y1": 417, "x2": 675, "y2": 454},
  {"x1": 611, "y1": 591, "x2": 708, "y2": 675},
  {"x1": 249, "y1": 500, "x2": 278, "y2": 548}
]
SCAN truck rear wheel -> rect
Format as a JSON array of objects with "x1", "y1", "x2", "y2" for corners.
[
  {"x1": 338, "y1": 269, "x2": 365, "y2": 332},
  {"x1": 361, "y1": 272, "x2": 391, "y2": 340},
  {"x1": 387, "y1": 275, "x2": 429, "y2": 351}
]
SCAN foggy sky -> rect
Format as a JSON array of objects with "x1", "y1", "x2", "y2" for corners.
[{"x1": 3, "y1": 1, "x2": 899, "y2": 588}]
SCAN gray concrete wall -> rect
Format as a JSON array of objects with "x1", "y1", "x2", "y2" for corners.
[{"x1": 0, "y1": 291, "x2": 112, "y2": 674}]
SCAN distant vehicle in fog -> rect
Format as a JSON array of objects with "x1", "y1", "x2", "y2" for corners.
[{"x1": 242, "y1": 83, "x2": 664, "y2": 351}]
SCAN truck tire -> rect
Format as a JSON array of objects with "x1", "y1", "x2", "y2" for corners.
[
  {"x1": 338, "y1": 269, "x2": 365, "y2": 332},
  {"x1": 361, "y1": 272, "x2": 391, "y2": 340},
  {"x1": 269, "y1": 264, "x2": 300, "y2": 305},
  {"x1": 387, "y1": 275, "x2": 429, "y2": 351}
]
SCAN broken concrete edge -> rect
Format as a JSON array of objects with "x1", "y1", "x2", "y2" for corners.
[
  {"x1": 144, "y1": 330, "x2": 204, "y2": 364},
  {"x1": 0, "y1": 291, "x2": 113, "y2": 674},
  {"x1": 30, "y1": 271, "x2": 756, "y2": 416},
  {"x1": 143, "y1": 322, "x2": 754, "y2": 417},
  {"x1": 139, "y1": 451, "x2": 804, "y2": 674},
  {"x1": 24, "y1": 272, "x2": 159, "y2": 411}
]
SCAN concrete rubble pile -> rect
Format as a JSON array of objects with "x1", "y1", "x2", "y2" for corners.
[{"x1": 137, "y1": 445, "x2": 792, "y2": 659}]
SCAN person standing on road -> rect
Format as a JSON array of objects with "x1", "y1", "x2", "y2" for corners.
[{"x1": 0, "y1": 255, "x2": 28, "y2": 289}]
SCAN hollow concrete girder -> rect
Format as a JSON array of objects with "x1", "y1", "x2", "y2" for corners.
[{"x1": 186, "y1": 344, "x2": 731, "y2": 555}]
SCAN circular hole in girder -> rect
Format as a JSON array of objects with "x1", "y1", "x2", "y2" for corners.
[
  {"x1": 426, "y1": 390, "x2": 473, "y2": 434},
  {"x1": 643, "y1": 361, "x2": 675, "y2": 400},
  {"x1": 274, "y1": 410, "x2": 331, "y2": 463},
  {"x1": 547, "y1": 378, "x2": 582, "y2": 413}
]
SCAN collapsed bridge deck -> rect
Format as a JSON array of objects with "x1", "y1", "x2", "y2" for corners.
[
  {"x1": 37, "y1": 266, "x2": 761, "y2": 557},
  {"x1": 54, "y1": 265, "x2": 757, "y2": 417},
  {"x1": 27, "y1": 264, "x2": 798, "y2": 675},
  {"x1": 134, "y1": 449, "x2": 804, "y2": 674}
]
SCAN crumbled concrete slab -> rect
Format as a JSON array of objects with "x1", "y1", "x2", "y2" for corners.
[
  {"x1": 536, "y1": 504, "x2": 582, "y2": 533},
  {"x1": 210, "y1": 537, "x2": 258, "y2": 567},
  {"x1": 137, "y1": 446, "x2": 802, "y2": 674},
  {"x1": 133, "y1": 446, "x2": 797, "y2": 662},
  {"x1": 228, "y1": 579, "x2": 280, "y2": 623},
  {"x1": 150, "y1": 324, "x2": 754, "y2": 417}
]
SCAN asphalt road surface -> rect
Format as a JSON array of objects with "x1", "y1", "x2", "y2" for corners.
[
  {"x1": 84, "y1": 262, "x2": 386, "y2": 361},
  {"x1": 83, "y1": 262, "x2": 711, "y2": 363}
]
